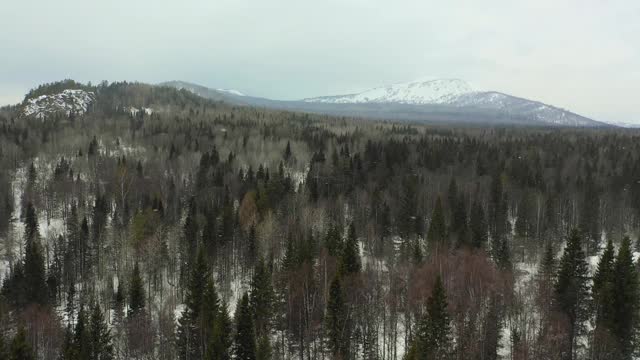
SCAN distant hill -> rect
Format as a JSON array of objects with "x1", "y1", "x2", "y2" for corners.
[{"x1": 162, "y1": 79, "x2": 609, "y2": 127}]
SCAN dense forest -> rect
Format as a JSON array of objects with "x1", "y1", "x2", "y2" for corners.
[{"x1": 0, "y1": 80, "x2": 639, "y2": 360}]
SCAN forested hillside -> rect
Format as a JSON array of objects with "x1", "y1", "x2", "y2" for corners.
[{"x1": 0, "y1": 81, "x2": 639, "y2": 360}]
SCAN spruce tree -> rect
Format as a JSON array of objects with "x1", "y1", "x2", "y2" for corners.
[
  {"x1": 201, "y1": 278, "x2": 220, "y2": 351},
  {"x1": 128, "y1": 263, "x2": 145, "y2": 317},
  {"x1": 250, "y1": 258, "x2": 274, "y2": 338},
  {"x1": 537, "y1": 242, "x2": 557, "y2": 321},
  {"x1": 23, "y1": 237, "x2": 47, "y2": 306},
  {"x1": 593, "y1": 239, "x2": 615, "y2": 327},
  {"x1": 89, "y1": 302, "x2": 114, "y2": 360},
  {"x1": 24, "y1": 202, "x2": 39, "y2": 244},
  {"x1": 495, "y1": 238, "x2": 512, "y2": 271},
  {"x1": 591, "y1": 238, "x2": 617, "y2": 359},
  {"x1": 9, "y1": 326, "x2": 35, "y2": 360},
  {"x1": 427, "y1": 197, "x2": 447, "y2": 251},
  {"x1": 324, "y1": 224, "x2": 343, "y2": 257},
  {"x1": 469, "y1": 200, "x2": 488, "y2": 249},
  {"x1": 234, "y1": 293, "x2": 257, "y2": 360},
  {"x1": 177, "y1": 248, "x2": 210, "y2": 360},
  {"x1": 339, "y1": 223, "x2": 361, "y2": 276},
  {"x1": 554, "y1": 229, "x2": 589, "y2": 360},
  {"x1": 256, "y1": 335, "x2": 272, "y2": 360},
  {"x1": 184, "y1": 198, "x2": 199, "y2": 261},
  {"x1": 326, "y1": 275, "x2": 349, "y2": 358},
  {"x1": 74, "y1": 304, "x2": 91, "y2": 360},
  {"x1": 112, "y1": 281, "x2": 125, "y2": 327},
  {"x1": 399, "y1": 177, "x2": 418, "y2": 240},
  {"x1": 207, "y1": 301, "x2": 232, "y2": 360},
  {"x1": 612, "y1": 236, "x2": 638, "y2": 359},
  {"x1": 415, "y1": 274, "x2": 451, "y2": 360},
  {"x1": 60, "y1": 325, "x2": 75, "y2": 360}
]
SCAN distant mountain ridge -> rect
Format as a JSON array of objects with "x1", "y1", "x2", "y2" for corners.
[
  {"x1": 302, "y1": 79, "x2": 602, "y2": 127},
  {"x1": 303, "y1": 79, "x2": 472, "y2": 105},
  {"x1": 162, "y1": 79, "x2": 609, "y2": 127},
  {"x1": 14, "y1": 79, "x2": 609, "y2": 127}
]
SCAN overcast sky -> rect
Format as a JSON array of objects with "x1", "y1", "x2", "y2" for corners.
[{"x1": 1, "y1": 0, "x2": 639, "y2": 123}]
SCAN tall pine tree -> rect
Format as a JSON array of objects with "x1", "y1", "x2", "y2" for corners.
[
  {"x1": 611, "y1": 236, "x2": 638, "y2": 359},
  {"x1": 234, "y1": 293, "x2": 257, "y2": 360},
  {"x1": 554, "y1": 229, "x2": 589, "y2": 360}
]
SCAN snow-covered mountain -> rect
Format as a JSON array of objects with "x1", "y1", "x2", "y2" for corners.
[
  {"x1": 304, "y1": 79, "x2": 472, "y2": 105},
  {"x1": 449, "y1": 91, "x2": 600, "y2": 127},
  {"x1": 23, "y1": 89, "x2": 95, "y2": 120},
  {"x1": 303, "y1": 79, "x2": 605, "y2": 127},
  {"x1": 161, "y1": 79, "x2": 609, "y2": 127}
]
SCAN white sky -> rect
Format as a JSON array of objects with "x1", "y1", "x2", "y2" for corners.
[{"x1": 1, "y1": 0, "x2": 639, "y2": 123}]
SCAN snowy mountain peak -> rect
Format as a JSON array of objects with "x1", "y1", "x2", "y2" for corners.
[
  {"x1": 23, "y1": 89, "x2": 95, "y2": 120},
  {"x1": 304, "y1": 78, "x2": 473, "y2": 105}
]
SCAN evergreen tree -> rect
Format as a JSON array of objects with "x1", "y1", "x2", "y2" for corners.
[
  {"x1": 60, "y1": 325, "x2": 75, "y2": 360},
  {"x1": 234, "y1": 293, "x2": 257, "y2": 360},
  {"x1": 324, "y1": 224, "x2": 343, "y2": 257},
  {"x1": 9, "y1": 327, "x2": 35, "y2": 360},
  {"x1": 201, "y1": 278, "x2": 220, "y2": 350},
  {"x1": 326, "y1": 275, "x2": 349, "y2": 359},
  {"x1": 128, "y1": 263, "x2": 145, "y2": 316},
  {"x1": 339, "y1": 223, "x2": 361, "y2": 276},
  {"x1": 112, "y1": 281, "x2": 125, "y2": 327},
  {"x1": 427, "y1": 197, "x2": 447, "y2": 251},
  {"x1": 580, "y1": 173, "x2": 600, "y2": 254},
  {"x1": 89, "y1": 302, "x2": 114, "y2": 360},
  {"x1": 495, "y1": 238, "x2": 512, "y2": 271},
  {"x1": 611, "y1": 236, "x2": 638, "y2": 359},
  {"x1": 515, "y1": 192, "x2": 534, "y2": 241},
  {"x1": 74, "y1": 304, "x2": 91, "y2": 360},
  {"x1": 184, "y1": 198, "x2": 199, "y2": 263},
  {"x1": 23, "y1": 237, "x2": 47, "y2": 306},
  {"x1": 554, "y1": 229, "x2": 589, "y2": 360},
  {"x1": 283, "y1": 141, "x2": 292, "y2": 161},
  {"x1": 177, "y1": 248, "x2": 210, "y2": 360},
  {"x1": 593, "y1": 239, "x2": 615, "y2": 325},
  {"x1": 398, "y1": 177, "x2": 418, "y2": 240},
  {"x1": 414, "y1": 274, "x2": 451, "y2": 360},
  {"x1": 538, "y1": 242, "x2": 557, "y2": 320},
  {"x1": 256, "y1": 335, "x2": 272, "y2": 360},
  {"x1": 250, "y1": 258, "x2": 274, "y2": 338},
  {"x1": 207, "y1": 301, "x2": 232, "y2": 360},
  {"x1": 24, "y1": 202, "x2": 39, "y2": 244},
  {"x1": 469, "y1": 200, "x2": 488, "y2": 249},
  {"x1": 489, "y1": 174, "x2": 510, "y2": 242}
]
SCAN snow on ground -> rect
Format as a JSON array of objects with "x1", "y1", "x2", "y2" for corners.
[
  {"x1": 23, "y1": 89, "x2": 95, "y2": 120},
  {"x1": 126, "y1": 106, "x2": 154, "y2": 116}
]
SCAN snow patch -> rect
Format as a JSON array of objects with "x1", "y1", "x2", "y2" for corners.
[
  {"x1": 304, "y1": 78, "x2": 472, "y2": 105},
  {"x1": 23, "y1": 89, "x2": 95, "y2": 120},
  {"x1": 215, "y1": 88, "x2": 245, "y2": 97}
]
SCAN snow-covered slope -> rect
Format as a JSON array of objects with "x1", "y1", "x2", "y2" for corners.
[
  {"x1": 450, "y1": 91, "x2": 600, "y2": 127},
  {"x1": 23, "y1": 89, "x2": 95, "y2": 120},
  {"x1": 303, "y1": 78, "x2": 606, "y2": 127},
  {"x1": 304, "y1": 78, "x2": 472, "y2": 105}
]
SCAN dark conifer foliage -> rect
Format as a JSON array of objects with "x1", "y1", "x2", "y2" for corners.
[
  {"x1": 554, "y1": 229, "x2": 590, "y2": 360},
  {"x1": 234, "y1": 293, "x2": 257, "y2": 360}
]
